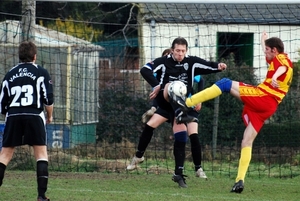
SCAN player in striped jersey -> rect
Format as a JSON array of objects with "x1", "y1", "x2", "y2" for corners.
[
  {"x1": 0, "y1": 41, "x2": 53, "y2": 201},
  {"x1": 175, "y1": 31, "x2": 293, "y2": 193},
  {"x1": 141, "y1": 48, "x2": 172, "y2": 124},
  {"x1": 137, "y1": 37, "x2": 227, "y2": 188}
]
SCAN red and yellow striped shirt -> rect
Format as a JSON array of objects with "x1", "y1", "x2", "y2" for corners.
[{"x1": 257, "y1": 53, "x2": 293, "y2": 103}]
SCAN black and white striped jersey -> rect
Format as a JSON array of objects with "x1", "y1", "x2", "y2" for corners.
[
  {"x1": 140, "y1": 54, "x2": 220, "y2": 96},
  {"x1": 0, "y1": 62, "x2": 54, "y2": 116}
]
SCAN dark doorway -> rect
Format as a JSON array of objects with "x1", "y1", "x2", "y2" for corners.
[{"x1": 217, "y1": 32, "x2": 254, "y2": 67}]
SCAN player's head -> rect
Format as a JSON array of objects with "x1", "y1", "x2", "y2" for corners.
[
  {"x1": 171, "y1": 37, "x2": 188, "y2": 62},
  {"x1": 265, "y1": 37, "x2": 284, "y2": 53},
  {"x1": 264, "y1": 37, "x2": 284, "y2": 60},
  {"x1": 19, "y1": 41, "x2": 37, "y2": 62},
  {"x1": 162, "y1": 48, "x2": 171, "y2": 56}
]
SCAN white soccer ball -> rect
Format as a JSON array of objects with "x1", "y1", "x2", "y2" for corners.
[{"x1": 168, "y1": 80, "x2": 187, "y2": 97}]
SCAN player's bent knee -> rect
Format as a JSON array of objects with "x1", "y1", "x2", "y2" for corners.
[
  {"x1": 174, "y1": 131, "x2": 188, "y2": 142},
  {"x1": 215, "y1": 78, "x2": 232, "y2": 93}
]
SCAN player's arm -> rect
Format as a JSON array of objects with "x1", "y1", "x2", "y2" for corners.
[
  {"x1": 140, "y1": 63, "x2": 160, "y2": 100},
  {"x1": 261, "y1": 31, "x2": 268, "y2": 52},
  {"x1": 0, "y1": 81, "x2": 9, "y2": 115},
  {"x1": 44, "y1": 104, "x2": 53, "y2": 124},
  {"x1": 41, "y1": 68, "x2": 54, "y2": 123},
  {"x1": 197, "y1": 77, "x2": 205, "y2": 92},
  {"x1": 192, "y1": 56, "x2": 226, "y2": 75},
  {"x1": 140, "y1": 58, "x2": 165, "y2": 99},
  {"x1": 140, "y1": 62, "x2": 160, "y2": 88},
  {"x1": 272, "y1": 66, "x2": 288, "y2": 88},
  {"x1": 43, "y1": 90, "x2": 53, "y2": 123}
]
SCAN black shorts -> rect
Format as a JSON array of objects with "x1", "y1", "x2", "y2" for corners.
[
  {"x1": 156, "y1": 90, "x2": 173, "y2": 114},
  {"x1": 188, "y1": 109, "x2": 199, "y2": 118},
  {"x1": 3, "y1": 115, "x2": 47, "y2": 147},
  {"x1": 155, "y1": 107, "x2": 174, "y2": 123}
]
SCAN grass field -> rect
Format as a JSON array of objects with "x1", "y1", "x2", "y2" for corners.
[{"x1": 1, "y1": 170, "x2": 300, "y2": 201}]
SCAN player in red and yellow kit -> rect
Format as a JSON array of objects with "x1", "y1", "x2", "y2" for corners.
[{"x1": 175, "y1": 31, "x2": 293, "y2": 193}]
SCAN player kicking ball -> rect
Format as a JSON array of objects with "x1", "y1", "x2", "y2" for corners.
[{"x1": 172, "y1": 31, "x2": 293, "y2": 193}]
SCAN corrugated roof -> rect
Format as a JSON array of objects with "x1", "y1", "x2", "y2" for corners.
[
  {"x1": 141, "y1": 4, "x2": 300, "y2": 25},
  {"x1": 0, "y1": 20, "x2": 104, "y2": 51}
]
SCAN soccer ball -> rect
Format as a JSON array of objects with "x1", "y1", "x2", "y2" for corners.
[{"x1": 168, "y1": 80, "x2": 187, "y2": 97}]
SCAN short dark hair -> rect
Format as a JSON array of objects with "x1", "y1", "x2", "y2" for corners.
[
  {"x1": 265, "y1": 37, "x2": 284, "y2": 53},
  {"x1": 19, "y1": 41, "x2": 37, "y2": 62},
  {"x1": 171, "y1": 37, "x2": 188, "y2": 49}
]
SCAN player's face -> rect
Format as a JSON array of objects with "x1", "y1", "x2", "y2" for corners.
[
  {"x1": 264, "y1": 46, "x2": 276, "y2": 60},
  {"x1": 172, "y1": 44, "x2": 187, "y2": 62}
]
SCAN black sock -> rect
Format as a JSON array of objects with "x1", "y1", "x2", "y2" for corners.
[
  {"x1": 173, "y1": 140, "x2": 186, "y2": 175},
  {"x1": 189, "y1": 134, "x2": 202, "y2": 171},
  {"x1": 136, "y1": 124, "x2": 154, "y2": 158},
  {"x1": 0, "y1": 162, "x2": 6, "y2": 186},
  {"x1": 37, "y1": 160, "x2": 48, "y2": 198}
]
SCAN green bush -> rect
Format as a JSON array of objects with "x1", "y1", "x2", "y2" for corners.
[
  {"x1": 256, "y1": 122, "x2": 300, "y2": 147},
  {"x1": 97, "y1": 87, "x2": 148, "y2": 143}
]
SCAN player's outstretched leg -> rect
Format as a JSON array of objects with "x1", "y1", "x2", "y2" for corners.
[
  {"x1": 168, "y1": 93, "x2": 197, "y2": 124},
  {"x1": 186, "y1": 78, "x2": 232, "y2": 107},
  {"x1": 169, "y1": 93, "x2": 189, "y2": 113}
]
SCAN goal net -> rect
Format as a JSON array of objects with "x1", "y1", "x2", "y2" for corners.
[{"x1": 0, "y1": 1, "x2": 300, "y2": 177}]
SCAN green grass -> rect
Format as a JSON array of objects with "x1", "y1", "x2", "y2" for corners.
[{"x1": 1, "y1": 171, "x2": 300, "y2": 201}]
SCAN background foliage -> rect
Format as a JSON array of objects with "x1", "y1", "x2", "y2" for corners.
[{"x1": 0, "y1": 1, "x2": 138, "y2": 41}]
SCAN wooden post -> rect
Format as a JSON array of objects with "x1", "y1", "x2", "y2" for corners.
[{"x1": 21, "y1": 0, "x2": 35, "y2": 42}]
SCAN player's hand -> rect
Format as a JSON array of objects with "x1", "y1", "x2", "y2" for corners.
[
  {"x1": 194, "y1": 103, "x2": 202, "y2": 112},
  {"x1": 46, "y1": 116, "x2": 53, "y2": 124},
  {"x1": 149, "y1": 85, "x2": 160, "y2": 100},
  {"x1": 218, "y1": 63, "x2": 227, "y2": 70},
  {"x1": 271, "y1": 77, "x2": 279, "y2": 88},
  {"x1": 261, "y1": 31, "x2": 268, "y2": 41}
]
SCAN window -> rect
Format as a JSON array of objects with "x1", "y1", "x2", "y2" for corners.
[{"x1": 217, "y1": 32, "x2": 254, "y2": 67}]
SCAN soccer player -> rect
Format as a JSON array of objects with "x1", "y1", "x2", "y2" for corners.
[
  {"x1": 128, "y1": 37, "x2": 227, "y2": 188},
  {"x1": 0, "y1": 41, "x2": 54, "y2": 201},
  {"x1": 141, "y1": 48, "x2": 204, "y2": 124},
  {"x1": 128, "y1": 75, "x2": 205, "y2": 182},
  {"x1": 141, "y1": 48, "x2": 172, "y2": 123},
  {"x1": 175, "y1": 31, "x2": 293, "y2": 193}
]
